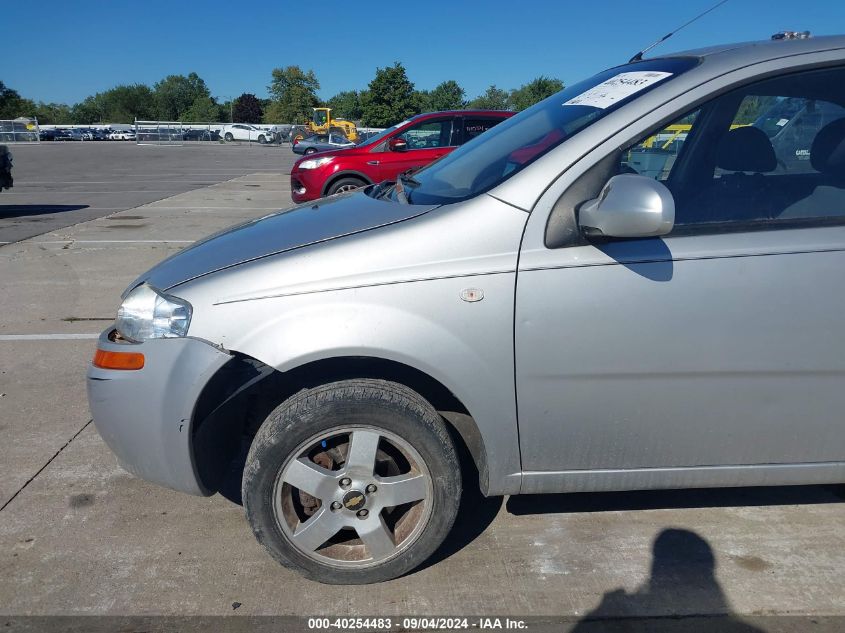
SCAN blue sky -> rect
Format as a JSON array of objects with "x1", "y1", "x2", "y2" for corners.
[{"x1": 6, "y1": 0, "x2": 843, "y2": 104}]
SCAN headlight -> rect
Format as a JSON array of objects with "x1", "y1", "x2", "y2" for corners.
[
  {"x1": 299, "y1": 156, "x2": 333, "y2": 170},
  {"x1": 115, "y1": 284, "x2": 192, "y2": 341}
]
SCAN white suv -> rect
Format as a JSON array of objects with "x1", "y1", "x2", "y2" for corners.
[{"x1": 220, "y1": 124, "x2": 274, "y2": 144}]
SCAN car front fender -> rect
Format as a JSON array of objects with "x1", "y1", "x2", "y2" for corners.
[{"x1": 193, "y1": 275, "x2": 522, "y2": 495}]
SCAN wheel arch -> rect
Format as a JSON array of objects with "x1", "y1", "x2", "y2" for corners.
[
  {"x1": 322, "y1": 171, "x2": 373, "y2": 196},
  {"x1": 191, "y1": 353, "x2": 492, "y2": 496}
]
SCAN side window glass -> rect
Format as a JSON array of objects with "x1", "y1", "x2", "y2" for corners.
[
  {"x1": 462, "y1": 118, "x2": 498, "y2": 143},
  {"x1": 622, "y1": 112, "x2": 699, "y2": 181},
  {"x1": 741, "y1": 96, "x2": 845, "y2": 174},
  {"x1": 397, "y1": 120, "x2": 452, "y2": 149},
  {"x1": 620, "y1": 66, "x2": 845, "y2": 232}
]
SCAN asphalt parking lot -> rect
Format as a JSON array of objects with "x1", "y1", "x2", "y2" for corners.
[{"x1": 0, "y1": 142, "x2": 843, "y2": 631}]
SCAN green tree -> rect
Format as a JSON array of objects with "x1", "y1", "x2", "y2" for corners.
[
  {"x1": 326, "y1": 90, "x2": 363, "y2": 121},
  {"x1": 68, "y1": 84, "x2": 156, "y2": 123},
  {"x1": 184, "y1": 96, "x2": 224, "y2": 122},
  {"x1": 428, "y1": 80, "x2": 465, "y2": 111},
  {"x1": 265, "y1": 66, "x2": 320, "y2": 123},
  {"x1": 467, "y1": 85, "x2": 510, "y2": 110},
  {"x1": 0, "y1": 82, "x2": 36, "y2": 119},
  {"x1": 33, "y1": 102, "x2": 73, "y2": 124},
  {"x1": 154, "y1": 72, "x2": 211, "y2": 121},
  {"x1": 412, "y1": 89, "x2": 431, "y2": 113},
  {"x1": 509, "y1": 76, "x2": 564, "y2": 111},
  {"x1": 361, "y1": 62, "x2": 417, "y2": 127},
  {"x1": 100, "y1": 84, "x2": 156, "y2": 122},
  {"x1": 231, "y1": 93, "x2": 263, "y2": 123},
  {"x1": 105, "y1": 84, "x2": 156, "y2": 121},
  {"x1": 69, "y1": 98, "x2": 100, "y2": 124},
  {"x1": 734, "y1": 95, "x2": 777, "y2": 124}
]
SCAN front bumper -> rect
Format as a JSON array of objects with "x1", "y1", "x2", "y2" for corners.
[
  {"x1": 87, "y1": 329, "x2": 231, "y2": 495},
  {"x1": 290, "y1": 169, "x2": 324, "y2": 202}
]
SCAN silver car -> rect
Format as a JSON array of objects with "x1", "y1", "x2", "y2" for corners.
[
  {"x1": 87, "y1": 34, "x2": 845, "y2": 584},
  {"x1": 292, "y1": 132, "x2": 356, "y2": 155}
]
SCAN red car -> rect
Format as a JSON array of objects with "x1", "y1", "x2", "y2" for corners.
[{"x1": 289, "y1": 110, "x2": 514, "y2": 203}]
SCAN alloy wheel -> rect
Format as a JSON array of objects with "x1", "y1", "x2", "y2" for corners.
[{"x1": 272, "y1": 426, "x2": 433, "y2": 568}]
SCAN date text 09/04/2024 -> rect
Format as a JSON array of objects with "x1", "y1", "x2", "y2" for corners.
[{"x1": 306, "y1": 617, "x2": 528, "y2": 630}]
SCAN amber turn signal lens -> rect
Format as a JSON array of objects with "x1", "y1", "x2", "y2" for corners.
[{"x1": 93, "y1": 349, "x2": 145, "y2": 370}]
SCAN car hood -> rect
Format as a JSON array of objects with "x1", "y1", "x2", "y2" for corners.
[{"x1": 130, "y1": 192, "x2": 438, "y2": 293}]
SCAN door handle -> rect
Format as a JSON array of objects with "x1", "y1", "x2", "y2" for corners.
[{"x1": 367, "y1": 160, "x2": 379, "y2": 165}]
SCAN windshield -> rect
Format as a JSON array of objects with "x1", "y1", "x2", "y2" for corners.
[
  {"x1": 356, "y1": 120, "x2": 411, "y2": 147},
  {"x1": 404, "y1": 58, "x2": 697, "y2": 205}
]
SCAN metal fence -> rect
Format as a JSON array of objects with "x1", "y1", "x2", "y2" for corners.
[
  {"x1": 135, "y1": 120, "x2": 291, "y2": 145},
  {"x1": 19, "y1": 119, "x2": 386, "y2": 146},
  {"x1": 134, "y1": 120, "x2": 384, "y2": 146},
  {"x1": 0, "y1": 118, "x2": 40, "y2": 143},
  {"x1": 134, "y1": 120, "x2": 185, "y2": 145}
]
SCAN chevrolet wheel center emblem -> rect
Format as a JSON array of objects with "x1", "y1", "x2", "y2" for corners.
[{"x1": 342, "y1": 491, "x2": 365, "y2": 510}]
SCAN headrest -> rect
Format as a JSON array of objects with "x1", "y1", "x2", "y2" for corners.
[
  {"x1": 716, "y1": 126, "x2": 776, "y2": 173},
  {"x1": 811, "y1": 117, "x2": 845, "y2": 177}
]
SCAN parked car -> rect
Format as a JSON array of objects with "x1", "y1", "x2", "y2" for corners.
[
  {"x1": 0, "y1": 145, "x2": 12, "y2": 191},
  {"x1": 356, "y1": 130, "x2": 384, "y2": 143},
  {"x1": 66, "y1": 129, "x2": 88, "y2": 141},
  {"x1": 109, "y1": 130, "x2": 136, "y2": 141},
  {"x1": 88, "y1": 128, "x2": 111, "y2": 141},
  {"x1": 136, "y1": 128, "x2": 183, "y2": 142},
  {"x1": 292, "y1": 132, "x2": 355, "y2": 155},
  {"x1": 55, "y1": 128, "x2": 75, "y2": 141},
  {"x1": 88, "y1": 34, "x2": 845, "y2": 585},
  {"x1": 290, "y1": 110, "x2": 514, "y2": 201},
  {"x1": 220, "y1": 124, "x2": 274, "y2": 144},
  {"x1": 183, "y1": 129, "x2": 221, "y2": 141}
]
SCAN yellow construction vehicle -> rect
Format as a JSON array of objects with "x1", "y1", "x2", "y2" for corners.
[
  {"x1": 640, "y1": 122, "x2": 750, "y2": 149},
  {"x1": 291, "y1": 107, "x2": 359, "y2": 144}
]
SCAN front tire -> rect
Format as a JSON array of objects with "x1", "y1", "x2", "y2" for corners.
[
  {"x1": 242, "y1": 379, "x2": 461, "y2": 584},
  {"x1": 258, "y1": 134, "x2": 267, "y2": 144},
  {"x1": 327, "y1": 177, "x2": 367, "y2": 196}
]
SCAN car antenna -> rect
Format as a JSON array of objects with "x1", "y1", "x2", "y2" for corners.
[{"x1": 628, "y1": 0, "x2": 730, "y2": 63}]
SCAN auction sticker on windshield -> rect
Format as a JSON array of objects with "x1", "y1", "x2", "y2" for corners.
[{"x1": 563, "y1": 71, "x2": 673, "y2": 109}]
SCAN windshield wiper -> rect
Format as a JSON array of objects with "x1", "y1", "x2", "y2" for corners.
[
  {"x1": 368, "y1": 181, "x2": 387, "y2": 199},
  {"x1": 395, "y1": 172, "x2": 422, "y2": 204},
  {"x1": 394, "y1": 177, "x2": 409, "y2": 204},
  {"x1": 400, "y1": 173, "x2": 420, "y2": 187}
]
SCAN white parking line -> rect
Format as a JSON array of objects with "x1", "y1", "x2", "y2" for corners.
[
  {"x1": 1, "y1": 191, "x2": 185, "y2": 195},
  {"x1": 0, "y1": 334, "x2": 100, "y2": 341},
  {"x1": 19, "y1": 178, "x2": 250, "y2": 183}
]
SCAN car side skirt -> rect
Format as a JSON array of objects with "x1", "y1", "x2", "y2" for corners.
[{"x1": 520, "y1": 461, "x2": 845, "y2": 494}]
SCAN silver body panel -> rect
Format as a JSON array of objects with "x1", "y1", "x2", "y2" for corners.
[
  {"x1": 88, "y1": 331, "x2": 231, "y2": 495},
  {"x1": 178, "y1": 194, "x2": 528, "y2": 494},
  {"x1": 89, "y1": 35, "x2": 845, "y2": 497},
  {"x1": 135, "y1": 193, "x2": 439, "y2": 292},
  {"x1": 516, "y1": 229, "x2": 845, "y2": 472}
]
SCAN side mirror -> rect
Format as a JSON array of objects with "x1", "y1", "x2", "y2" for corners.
[
  {"x1": 388, "y1": 137, "x2": 408, "y2": 152},
  {"x1": 578, "y1": 174, "x2": 675, "y2": 238}
]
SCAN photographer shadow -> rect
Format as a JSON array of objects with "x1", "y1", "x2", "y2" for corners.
[{"x1": 569, "y1": 528, "x2": 764, "y2": 632}]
